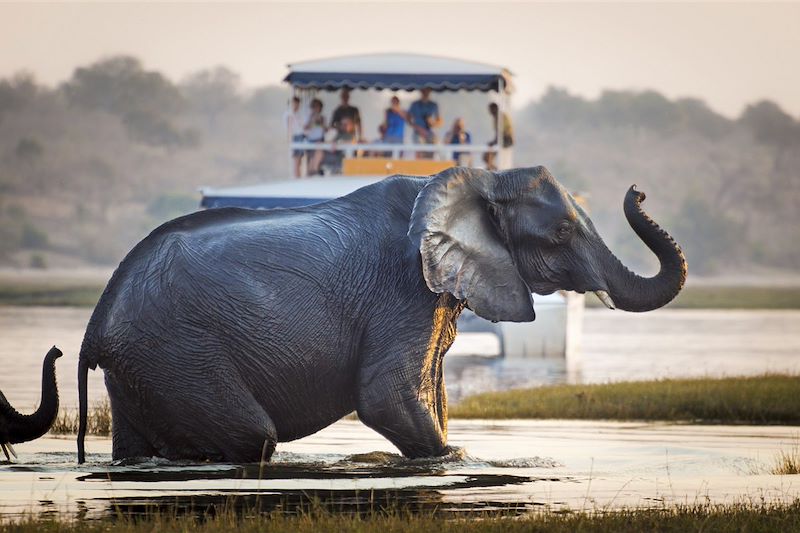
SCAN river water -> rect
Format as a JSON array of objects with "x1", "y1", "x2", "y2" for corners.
[
  {"x1": 2, "y1": 306, "x2": 797, "y2": 408},
  {"x1": 0, "y1": 306, "x2": 798, "y2": 519}
]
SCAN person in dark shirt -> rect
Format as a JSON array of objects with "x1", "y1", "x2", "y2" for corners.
[
  {"x1": 445, "y1": 117, "x2": 472, "y2": 166},
  {"x1": 330, "y1": 88, "x2": 362, "y2": 140}
]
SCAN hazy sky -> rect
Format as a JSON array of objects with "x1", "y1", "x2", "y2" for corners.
[{"x1": 2, "y1": 2, "x2": 798, "y2": 117}]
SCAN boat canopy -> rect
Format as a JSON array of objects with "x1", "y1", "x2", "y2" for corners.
[{"x1": 284, "y1": 53, "x2": 513, "y2": 93}]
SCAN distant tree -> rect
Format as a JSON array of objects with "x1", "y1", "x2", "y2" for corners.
[
  {"x1": 668, "y1": 196, "x2": 745, "y2": 274},
  {"x1": 739, "y1": 100, "x2": 800, "y2": 148},
  {"x1": 15, "y1": 138, "x2": 43, "y2": 161},
  {"x1": 246, "y1": 86, "x2": 288, "y2": 113},
  {"x1": 182, "y1": 66, "x2": 241, "y2": 125},
  {"x1": 674, "y1": 98, "x2": 732, "y2": 139},
  {"x1": 61, "y1": 56, "x2": 197, "y2": 149},
  {"x1": 0, "y1": 72, "x2": 39, "y2": 120},
  {"x1": 527, "y1": 87, "x2": 591, "y2": 128},
  {"x1": 62, "y1": 56, "x2": 184, "y2": 116}
]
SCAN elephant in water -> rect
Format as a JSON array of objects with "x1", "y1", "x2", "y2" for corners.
[
  {"x1": 77, "y1": 167, "x2": 686, "y2": 463},
  {"x1": 1, "y1": 346, "x2": 62, "y2": 461}
]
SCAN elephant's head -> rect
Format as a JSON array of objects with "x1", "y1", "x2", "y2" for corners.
[{"x1": 408, "y1": 166, "x2": 687, "y2": 322}]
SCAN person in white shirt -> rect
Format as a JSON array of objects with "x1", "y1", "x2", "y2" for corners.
[{"x1": 284, "y1": 96, "x2": 309, "y2": 178}]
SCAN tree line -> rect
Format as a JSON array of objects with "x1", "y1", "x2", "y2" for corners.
[{"x1": 0, "y1": 55, "x2": 797, "y2": 275}]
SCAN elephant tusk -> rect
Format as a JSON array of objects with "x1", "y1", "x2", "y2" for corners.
[
  {"x1": 594, "y1": 291, "x2": 616, "y2": 310},
  {"x1": 1, "y1": 443, "x2": 11, "y2": 461}
]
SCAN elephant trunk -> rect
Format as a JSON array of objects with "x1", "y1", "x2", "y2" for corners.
[
  {"x1": 601, "y1": 186, "x2": 687, "y2": 312},
  {"x1": 1, "y1": 347, "x2": 62, "y2": 444}
]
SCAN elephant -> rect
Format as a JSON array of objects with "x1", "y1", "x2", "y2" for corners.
[
  {"x1": 77, "y1": 166, "x2": 686, "y2": 463},
  {"x1": 1, "y1": 346, "x2": 62, "y2": 461}
]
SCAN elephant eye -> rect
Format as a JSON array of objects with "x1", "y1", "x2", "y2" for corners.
[{"x1": 555, "y1": 221, "x2": 573, "y2": 241}]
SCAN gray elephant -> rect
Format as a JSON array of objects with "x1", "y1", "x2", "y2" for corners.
[
  {"x1": 77, "y1": 167, "x2": 686, "y2": 463},
  {"x1": 1, "y1": 346, "x2": 62, "y2": 461}
]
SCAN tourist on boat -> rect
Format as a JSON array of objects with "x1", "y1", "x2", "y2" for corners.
[
  {"x1": 304, "y1": 98, "x2": 327, "y2": 176},
  {"x1": 483, "y1": 102, "x2": 514, "y2": 170},
  {"x1": 445, "y1": 117, "x2": 473, "y2": 166},
  {"x1": 322, "y1": 115, "x2": 359, "y2": 174},
  {"x1": 408, "y1": 88, "x2": 442, "y2": 158},
  {"x1": 382, "y1": 95, "x2": 407, "y2": 144},
  {"x1": 284, "y1": 96, "x2": 308, "y2": 178},
  {"x1": 330, "y1": 88, "x2": 362, "y2": 141}
]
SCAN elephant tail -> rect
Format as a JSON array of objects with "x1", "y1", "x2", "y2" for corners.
[{"x1": 77, "y1": 356, "x2": 89, "y2": 464}]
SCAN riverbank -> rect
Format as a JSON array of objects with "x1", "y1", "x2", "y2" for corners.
[
  {"x1": 450, "y1": 375, "x2": 800, "y2": 423},
  {"x1": 2, "y1": 274, "x2": 800, "y2": 309},
  {"x1": 53, "y1": 375, "x2": 800, "y2": 438},
  {"x1": 3, "y1": 501, "x2": 800, "y2": 532}
]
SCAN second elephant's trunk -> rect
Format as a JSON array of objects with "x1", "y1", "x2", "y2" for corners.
[{"x1": 0, "y1": 346, "x2": 62, "y2": 444}]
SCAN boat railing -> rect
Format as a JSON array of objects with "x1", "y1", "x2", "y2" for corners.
[{"x1": 289, "y1": 141, "x2": 502, "y2": 161}]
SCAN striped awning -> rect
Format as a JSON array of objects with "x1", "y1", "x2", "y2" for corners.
[{"x1": 284, "y1": 53, "x2": 513, "y2": 93}]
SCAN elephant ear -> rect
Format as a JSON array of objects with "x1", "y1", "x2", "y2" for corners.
[{"x1": 408, "y1": 167, "x2": 535, "y2": 323}]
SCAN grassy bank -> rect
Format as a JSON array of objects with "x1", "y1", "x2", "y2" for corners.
[
  {"x1": 3, "y1": 502, "x2": 800, "y2": 532},
  {"x1": 585, "y1": 285, "x2": 800, "y2": 310},
  {"x1": 450, "y1": 375, "x2": 800, "y2": 423},
  {"x1": 2, "y1": 280, "x2": 800, "y2": 309},
  {"x1": 56, "y1": 375, "x2": 800, "y2": 438},
  {"x1": 0, "y1": 281, "x2": 104, "y2": 307},
  {"x1": 50, "y1": 400, "x2": 112, "y2": 436}
]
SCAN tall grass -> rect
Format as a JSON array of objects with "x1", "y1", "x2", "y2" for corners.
[
  {"x1": 3, "y1": 501, "x2": 800, "y2": 532},
  {"x1": 774, "y1": 439, "x2": 800, "y2": 475},
  {"x1": 450, "y1": 375, "x2": 800, "y2": 423},
  {"x1": 50, "y1": 400, "x2": 112, "y2": 436}
]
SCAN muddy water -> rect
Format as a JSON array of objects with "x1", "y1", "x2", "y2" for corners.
[{"x1": 1, "y1": 307, "x2": 799, "y2": 519}]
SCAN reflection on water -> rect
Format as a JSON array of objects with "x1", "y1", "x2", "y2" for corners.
[
  {"x1": 1, "y1": 420, "x2": 799, "y2": 520},
  {"x1": 1, "y1": 307, "x2": 799, "y2": 407},
  {"x1": 2, "y1": 307, "x2": 799, "y2": 519}
]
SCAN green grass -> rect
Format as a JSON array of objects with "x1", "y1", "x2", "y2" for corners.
[
  {"x1": 586, "y1": 285, "x2": 800, "y2": 310},
  {"x1": 450, "y1": 375, "x2": 800, "y2": 423},
  {"x1": 50, "y1": 400, "x2": 112, "y2": 436},
  {"x1": 2, "y1": 281, "x2": 800, "y2": 309},
  {"x1": 60, "y1": 376, "x2": 800, "y2": 438},
  {"x1": 0, "y1": 282, "x2": 104, "y2": 307},
  {"x1": 3, "y1": 502, "x2": 800, "y2": 532}
]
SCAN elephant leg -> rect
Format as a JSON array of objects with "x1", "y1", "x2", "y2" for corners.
[
  {"x1": 106, "y1": 361, "x2": 277, "y2": 463},
  {"x1": 106, "y1": 374, "x2": 158, "y2": 460},
  {"x1": 159, "y1": 381, "x2": 278, "y2": 463},
  {"x1": 356, "y1": 294, "x2": 461, "y2": 458},
  {"x1": 357, "y1": 389, "x2": 448, "y2": 458},
  {"x1": 214, "y1": 405, "x2": 278, "y2": 464}
]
